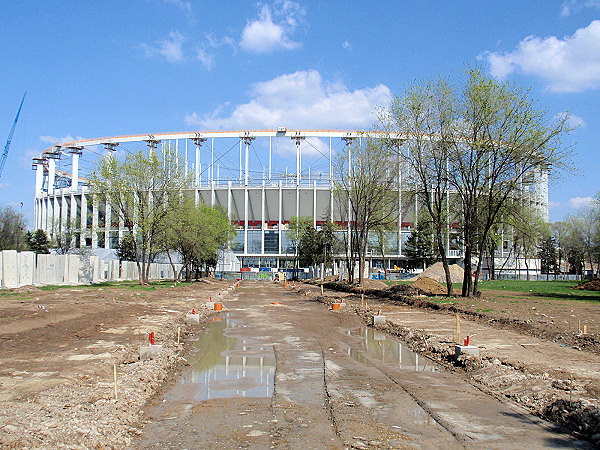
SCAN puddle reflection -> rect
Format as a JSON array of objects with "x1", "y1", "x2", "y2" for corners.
[
  {"x1": 165, "y1": 314, "x2": 275, "y2": 402},
  {"x1": 348, "y1": 327, "x2": 438, "y2": 372}
]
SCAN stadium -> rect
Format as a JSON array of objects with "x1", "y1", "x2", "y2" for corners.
[{"x1": 31, "y1": 129, "x2": 549, "y2": 276}]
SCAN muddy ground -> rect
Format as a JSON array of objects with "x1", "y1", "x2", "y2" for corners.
[
  {"x1": 303, "y1": 281, "x2": 600, "y2": 445},
  {"x1": 0, "y1": 280, "x2": 230, "y2": 448},
  {"x1": 0, "y1": 280, "x2": 598, "y2": 448}
]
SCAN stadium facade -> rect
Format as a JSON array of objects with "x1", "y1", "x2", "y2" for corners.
[{"x1": 31, "y1": 129, "x2": 549, "y2": 274}]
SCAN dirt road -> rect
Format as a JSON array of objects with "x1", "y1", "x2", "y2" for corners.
[{"x1": 138, "y1": 283, "x2": 585, "y2": 449}]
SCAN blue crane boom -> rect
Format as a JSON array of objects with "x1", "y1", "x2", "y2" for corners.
[{"x1": 0, "y1": 91, "x2": 27, "y2": 180}]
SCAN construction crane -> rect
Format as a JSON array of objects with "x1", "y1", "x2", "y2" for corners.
[{"x1": 0, "y1": 91, "x2": 27, "y2": 180}]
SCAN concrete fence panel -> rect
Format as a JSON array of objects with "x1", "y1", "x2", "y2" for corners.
[
  {"x1": 1, "y1": 250, "x2": 18, "y2": 289},
  {"x1": 18, "y1": 251, "x2": 35, "y2": 287}
]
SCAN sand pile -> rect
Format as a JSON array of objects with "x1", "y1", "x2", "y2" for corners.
[
  {"x1": 412, "y1": 276, "x2": 448, "y2": 295},
  {"x1": 410, "y1": 262, "x2": 464, "y2": 284}
]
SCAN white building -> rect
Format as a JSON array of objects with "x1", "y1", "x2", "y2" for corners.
[{"x1": 32, "y1": 129, "x2": 549, "y2": 273}]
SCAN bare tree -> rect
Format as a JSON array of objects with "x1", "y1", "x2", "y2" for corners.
[
  {"x1": 385, "y1": 78, "x2": 457, "y2": 295},
  {"x1": 334, "y1": 138, "x2": 399, "y2": 285},
  {"x1": 0, "y1": 205, "x2": 27, "y2": 251}
]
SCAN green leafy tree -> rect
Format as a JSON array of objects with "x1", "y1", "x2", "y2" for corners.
[
  {"x1": 116, "y1": 234, "x2": 137, "y2": 262},
  {"x1": 287, "y1": 216, "x2": 312, "y2": 280},
  {"x1": 538, "y1": 236, "x2": 558, "y2": 278},
  {"x1": 90, "y1": 148, "x2": 188, "y2": 284},
  {"x1": 0, "y1": 205, "x2": 27, "y2": 251},
  {"x1": 160, "y1": 197, "x2": 234, "y2": 282},
  {"x1": 387, "y1": 69, "x2": 571, "y2": 295},
  {"x1": 52, "y1": 219, "x2": 78, "y2": 255},
  {"x1": 403, "y1": 222, "x2": 437, "y2": 270},
  {"x1": 27, "y1": 229, "x2": 50, "y2": 254}
]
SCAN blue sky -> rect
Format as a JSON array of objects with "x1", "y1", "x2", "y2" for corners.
[{"x1": 1, "y1": 0, "x2": 599, "y2": 225}]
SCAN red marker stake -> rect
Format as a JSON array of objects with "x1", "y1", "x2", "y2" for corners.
[{"x1": 149, "y1": 332, "x2": 155, "y2": 345}]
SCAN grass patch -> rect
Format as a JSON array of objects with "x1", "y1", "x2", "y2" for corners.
[
  {"x1": 382, "y1": 280, "x2": 412, "y2": 286},
  {"x1": 478, "y1": 280, "x2": 600, "y2": 303}
]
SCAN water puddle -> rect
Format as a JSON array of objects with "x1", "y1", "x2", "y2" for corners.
[
  {"x1": 164, "y1": 314, "x2": 275, "y2": 402},
  {"x1": 347, "y1": 327, "x2": 438, "y2": 372}
]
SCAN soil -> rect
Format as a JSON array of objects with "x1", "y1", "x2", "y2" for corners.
[
  {"x1": 575, "y1": 279, "x2": 600, "y2": 291},
  {"x1": 303, "y1": 281, "x2": 600, "y2": 445},
  {"x1": 0, "y1": 280, "x2": 231, "y2": 448},
  {"x1": 412, "y1": 276, "x2": 448, "y2": 295},
  {"x1": 409, "y1": 262, "x2": 465, "y2": 284},
  {"x1": 1, "y1": 279, "x2": 598, "y2": 447}
]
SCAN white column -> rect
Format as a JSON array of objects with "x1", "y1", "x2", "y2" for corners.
[
  {"x1": 80, "y1": 193, "x2": 88, "y2": 247},
  {"x1": 185, "y1": 138, "x2": 189, "y2": 178},
  {"x1": 227, "y1": 181, "x2": 232, "y2": 219},
  {"x1": 211, "y1": 138, "x2": 214, "y2": 183},
  {"x1": 239, "y1": 140, "x2": 243, "y2": 184},
  {"x1": 261, "y1": 184, "x2": 265, "y2": 255},
  {"x1": 245, "y1": 140, "x2": 249, "y2": 186},
  {"x1": 329, "y1": 137, "x2": 332, "y2": 185},
  {"x1": 92, "y1": 195, "x2": 98, "y2": 248},
  {"x1": 313, "y1": 182, "x2": 317, "y2": 227},
  {"x1": 48, "y1": 158, "x2": 56, "y2": 194},
  {"x1": 296, "y1": 140, "x2": 301, "y2": 186},
  {"x1": 195, "y1": 142, "x2": 200, "y2": 187},
  {"x1": 71, "y1": 153, "x2": 79, "y2": 192},
  {"x1": 35, "y1": 164, "x2": 44, "y2": 193},
  {"x1": 244, "y1": 188, "x2": 248, "y2": 254},
  {"x1": 278, "y1": 183, "x2": 282, "y2": 254},
  {"x1": 269, "y1": 137, "x2": 272, "y2": 181}
]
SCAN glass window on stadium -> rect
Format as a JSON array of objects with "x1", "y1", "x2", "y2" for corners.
[
  {"x1": 231, "y1": 230, "x2": 244, "y2": 254},
  {"x1": 261, "y1": 258, "x2": 277, "y2": 268},
  {"x1": 247, "y1": 230, "x2": 261, "y2": 253},
  {"x1": 280, "y1": 231, "x2": 295, "y2": 255},
  {"x1": 385, "y1": 232, "x2": 399, "y2": 255},
  {"x1": 264, "y1": 230, "x2": 279, "y2": 254},
  {"x1": 334, "y1": 231, "x2": 347, "y2": 253},
  {"x1": 241, "y1": 257, "x2": 259, "y2": 268},
  {"x1": 109, "y1": 232, "x2": 119, "y2": 249}
]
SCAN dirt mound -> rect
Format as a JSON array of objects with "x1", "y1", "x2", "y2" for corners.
[
  {"x1": 322, "y1": 275, "x2": 338, "y2": 283},
  {"x1": 574, "y1": 279, "x2": 600, "y2": 291},
  {"x1": 358, "y1": 279, "x2": 389, "y2": 290},
  {"x1": 412, "y1": 262, "x2": 464, "y2": 284},
  {"x1": 412, "y1": 276, "x2": 448, "y2": 295},
  {"x1": 389, "y1": 283, "x2": 422, "y2": 296}
]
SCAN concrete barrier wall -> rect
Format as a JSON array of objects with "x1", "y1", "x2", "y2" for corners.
[{"x1": 0, "y1": 250, "x2": 183, "y2": 289}]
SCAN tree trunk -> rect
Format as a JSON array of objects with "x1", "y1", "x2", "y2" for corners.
[
  {"x1": 462, "y1": 245, "x2": 473, "y2": 296},
  {"x1": 436, "y1": 232, "x2": 453, "y2": 296},
  {"x1": 166, "y1": 250, "x2": 178, "y2": 281}
]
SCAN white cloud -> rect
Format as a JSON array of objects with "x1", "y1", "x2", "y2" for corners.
[
  {"x1": 140, "y1": 31, "x2": 186, "y2": 63},
  {"x1": 560, "y1": 0, "x2": 600, "y2": 17},
  {"x1": 240, "y1": 2, "x2": 305, "y2": 53},
  {"x1": 342, "y1": 41, "x2": 352, "y2": 51},
  {"x1": 549, "y1": 200, "x2": 561, "y2": 209},
  {"x1": 480, "y1": 20, "x2": 600, "y2": 92},
  {"x1": 555, "y1": 111, "x2": 586, "y2": 129},
  {"x1": 569, "y1": 196, "x2": 594, "y2": 208},
  {"x1": 196, "y1": 47, "x2": 215, "y2": 70},
  {"x1": 163, "y1": 0, "x2": 194, "y2": 20},
  {"x1": 184, "y1": 69, "x2": 392, "y2": 130},
  {"x1": 39, "y1": 135, "x2": 83, "y2": 145},
  {"x1": 273, "y1": 136, "x2": 328, "y2": 158}
]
